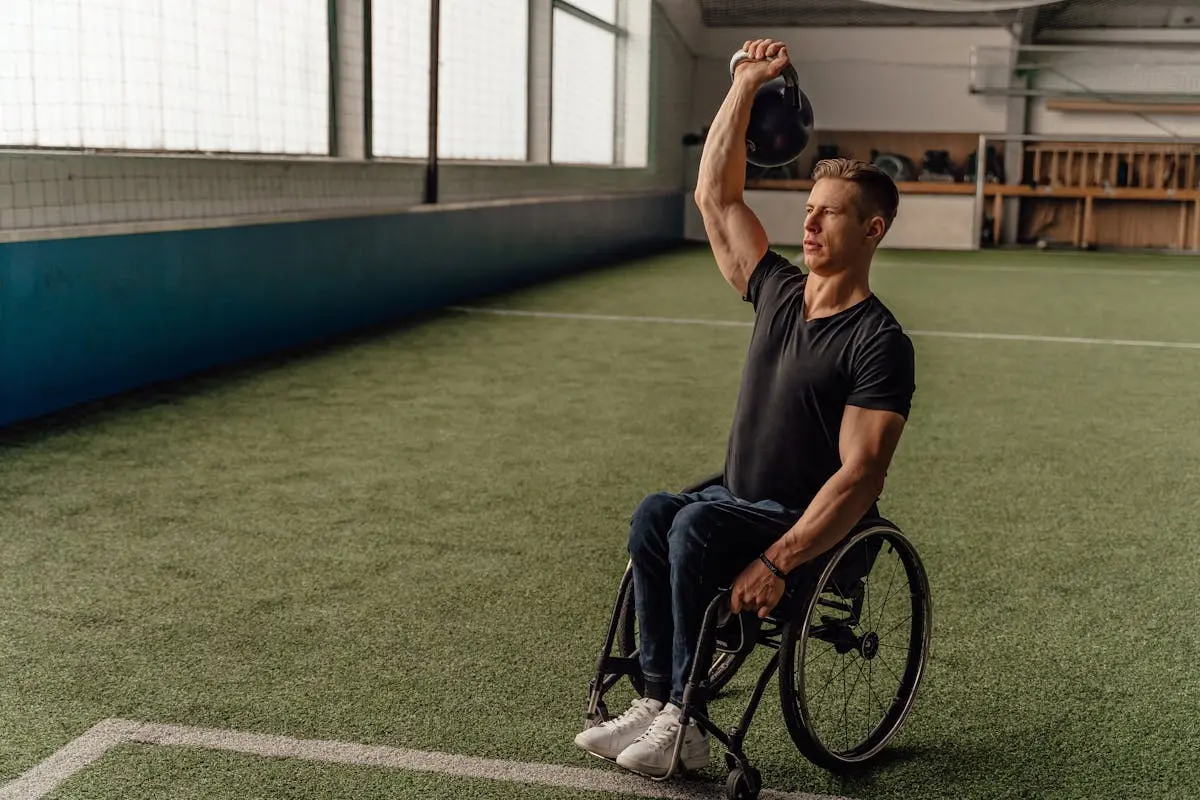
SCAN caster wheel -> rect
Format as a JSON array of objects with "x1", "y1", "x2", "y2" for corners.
[{"x1": 725, "y1": 766, "x2": 761, "y2": 800}]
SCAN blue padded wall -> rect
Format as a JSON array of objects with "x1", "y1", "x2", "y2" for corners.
[{"x1": 0, "y1": 192, "x2": 684, "y2": 426}]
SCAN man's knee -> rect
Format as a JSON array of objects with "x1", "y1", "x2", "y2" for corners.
[
  {"x1": 665, "y1": 502, "x2": 722, "y2": 561},
  {"x1": 627, "y1": 491, "x2": 682, "y2": 559}
]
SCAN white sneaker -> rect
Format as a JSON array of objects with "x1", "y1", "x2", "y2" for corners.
[
  {"x1": 574, "y1": 697, "x2": 664, "y2": 760},
  {"x1": 615, "y1": 703, "x2": 710, "y2": 777}
]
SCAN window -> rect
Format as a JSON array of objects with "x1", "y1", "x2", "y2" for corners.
[
  {"x1": 551, "y1": 8, "x2": 616, "y2": 165},
  {"x1": 550, "y1": 0, "x2": 649, "y2": 167},
  {"x1": 372, "y1": 0, "x2": 528, "y2": 161},
  {"x1": 371, "y1": 0, "x2": 432, "y2": 159},
  {"x1": 0, "y1": 0, "x2": 329, "y2": 154},
  {"x1": 438, "y1": 0, "x2": 528, "y2": 160}
]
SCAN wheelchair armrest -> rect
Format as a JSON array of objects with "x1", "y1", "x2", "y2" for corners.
[{"x1": 679, "y1": 471, "x2": 725, "y2": 494}]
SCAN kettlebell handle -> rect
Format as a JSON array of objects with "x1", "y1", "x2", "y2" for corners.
[{"x1": 728, "y1": 49, "x2": 801, "y2": 109}]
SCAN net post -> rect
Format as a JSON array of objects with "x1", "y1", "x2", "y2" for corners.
[
  {"x1": 425, "y1": 0, "x2": 440, "y2": 203},
  {"x1": 363, "y1": 0, "x2": 373, "y2": 159},
  {"x1": 973, "y1": 133, "x2": 987, "y2": 251},
  {"x1": 327, "y1": 0, "x2": 339, "y2": 157}
]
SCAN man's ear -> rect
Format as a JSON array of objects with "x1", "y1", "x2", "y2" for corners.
[{"x1": 865, "y1": 216, "x2": 886, "y2": 242}]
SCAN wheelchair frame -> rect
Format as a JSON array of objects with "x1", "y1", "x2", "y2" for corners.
[{"x1": 582, "y1": 472, "x2": 932, "y2": 800}]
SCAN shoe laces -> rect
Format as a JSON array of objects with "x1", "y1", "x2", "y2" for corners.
[
  {"x1": 603, "y1": 698, "x2": 659, "y2": 732},
  {"x1": 636, "y1": 708, "x2": 683, "y2": 749}
]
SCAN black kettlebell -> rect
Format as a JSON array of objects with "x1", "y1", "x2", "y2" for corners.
[{"x1": 729, "y1": 50, "x2": 815, "y2": 169}]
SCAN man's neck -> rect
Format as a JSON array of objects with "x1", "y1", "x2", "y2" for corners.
[{"x1": 803, "y1": 266, "x2": 871, "y2": 321}]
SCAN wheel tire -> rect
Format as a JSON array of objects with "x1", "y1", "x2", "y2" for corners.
[
  {"x1": 725, "y1": 766, "x2": 760, "y2": 800},
  {"x1": 616, "y1": 569, "x2": 748, "y2": 698},
  {"x1": 778, "y1": 526, "x2": 932, "y2": 771},
  {"x1": 614, "y1": 572, "x2": 646, "y2": 697}
]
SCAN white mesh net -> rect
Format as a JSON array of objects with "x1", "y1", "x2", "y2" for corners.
[{"x1": 0, "y1": 0, "x2": 330, "y2": 155}]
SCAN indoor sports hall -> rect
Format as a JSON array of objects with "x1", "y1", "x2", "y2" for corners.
[{"x1": 2, "y1": 2, "x2": 1198, "y2": 799}]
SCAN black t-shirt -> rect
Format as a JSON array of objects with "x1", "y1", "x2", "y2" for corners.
[{"x1": 723, "y1": 250, "x2": 915, "y2": 512}]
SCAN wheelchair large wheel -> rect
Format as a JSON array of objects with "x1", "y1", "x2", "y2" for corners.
[
  {"x1": 778, "y1": 524, "x2": 932, "y2": 772},
  {"x1": 614, "y1": 566, "x2": 747, "y2": 699}
]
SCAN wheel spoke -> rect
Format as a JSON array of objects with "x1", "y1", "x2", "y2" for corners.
[
  {"x1": 874, "y1": 547, "x2": 901, "y2": 626},
  {"x1": 874, "y1": 649, "x2": 904, "y2": 687},
  {"x1": 866, "y1": 671, "x2": 894, "y2": 732},
  {"x1": 839, "y1": 652, "x2": 848, "y2": 750},
  {"x1": 808, "y1": 649, "x2": 861, "y2": 706},
  {"x1": 839, "y1": 650, "x2": 868, "y2": 751},
  {"x1": 875, "y1": 613, "x2": 913, "y2": 641},
  {"x1": 863, "y1": 661, "x2": 878, "y2": 748},
  {"x1": 865, "y1": 560, "x2": 874, "y2": 632},
  {"x1": 805, "y1": 639, "x2": 837, "y2": 667},
  {"x1": 868, "y1": 678, "x2": 892, "y2": 719}
]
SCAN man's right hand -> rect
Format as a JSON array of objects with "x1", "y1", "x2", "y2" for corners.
[{"x1": 733, "y1": 39, "x2": 791, "y2": 91}]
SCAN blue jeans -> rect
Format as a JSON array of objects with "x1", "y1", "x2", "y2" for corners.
[{"x1": 626, "y1": 484, "x2": 803, "y2": 706}]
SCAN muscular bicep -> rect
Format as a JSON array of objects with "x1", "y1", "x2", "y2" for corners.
[
  {"x1": 696, "y1": 198, "x2": 769, "y2": 297},
  {"x1": 838, "y1": 405, "x2": 907, "y2": 483}
]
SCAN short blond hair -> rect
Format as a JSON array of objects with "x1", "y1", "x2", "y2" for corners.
[{"x1": 811, "y1": 158, "x2": 900, "y2": 231}]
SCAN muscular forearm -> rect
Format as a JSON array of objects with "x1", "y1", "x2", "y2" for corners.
[
  {"x1": 766, "y1": 464, "x2": 886, "y2": 575},
  {"x1": 695, "y1": 78, "x2": 757, "y2": 207}
]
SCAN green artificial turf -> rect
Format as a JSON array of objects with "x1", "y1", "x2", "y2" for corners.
[{"x1": 3, "y1": 244, "x2": 1200, "y2": 799}]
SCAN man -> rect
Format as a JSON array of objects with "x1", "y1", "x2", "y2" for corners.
[{"x1": 574, "y1": 38, "x2": 915, "y2": 779}]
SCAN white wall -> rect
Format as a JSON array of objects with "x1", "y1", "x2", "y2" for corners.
[
  {"x1": 1023, "y1": 31, "x2": 1200, "y2": 138},
  {"x1": 0, "y1": 2, "x2": 693, "y2": 240},
  {"x1": 691, "y1": 27, "x2": 1015, "y2": 134},
  {"x1": 1029, "y1": 105, "x2": 1200, "y2": 139}
]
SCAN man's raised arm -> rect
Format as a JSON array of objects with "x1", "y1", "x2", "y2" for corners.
[{"x1": 693, "y1": 39, "x2": 790, "y2": 297}]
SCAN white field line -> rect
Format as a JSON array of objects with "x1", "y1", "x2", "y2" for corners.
[
  {"x1": 445, "y1": 306, "x2": 1200, "y2": 351},
  {"x1": 0, "y1": 719, "x2": 134, "y2": 800},
  {"x1": 0, "y1": 718, "x2": 854, "y2": 800}
]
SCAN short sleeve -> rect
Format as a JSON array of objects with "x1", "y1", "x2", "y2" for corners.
[
  {"x1": 744, "y1": 249, "x2": 801, "y2": 309},
  {"x1": 847, "y1": 327, "x2": 916, "y2": 419}
]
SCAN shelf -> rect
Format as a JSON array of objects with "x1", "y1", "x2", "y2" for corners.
[
  {"x1": 1045, "y1": 100, "x2": 1200, "y2": 115},
  {"x1": 992, "y1": 185, "x2": 1200, "y2": 200}
]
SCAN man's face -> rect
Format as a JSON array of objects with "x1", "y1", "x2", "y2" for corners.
[{"x1": 801, "y1": 178, "x2": 884, "y2": 273}]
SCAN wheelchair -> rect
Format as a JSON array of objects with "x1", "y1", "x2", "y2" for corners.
[{"x1": 581, "y1": 472, "x2": 932, "y2": 800}]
